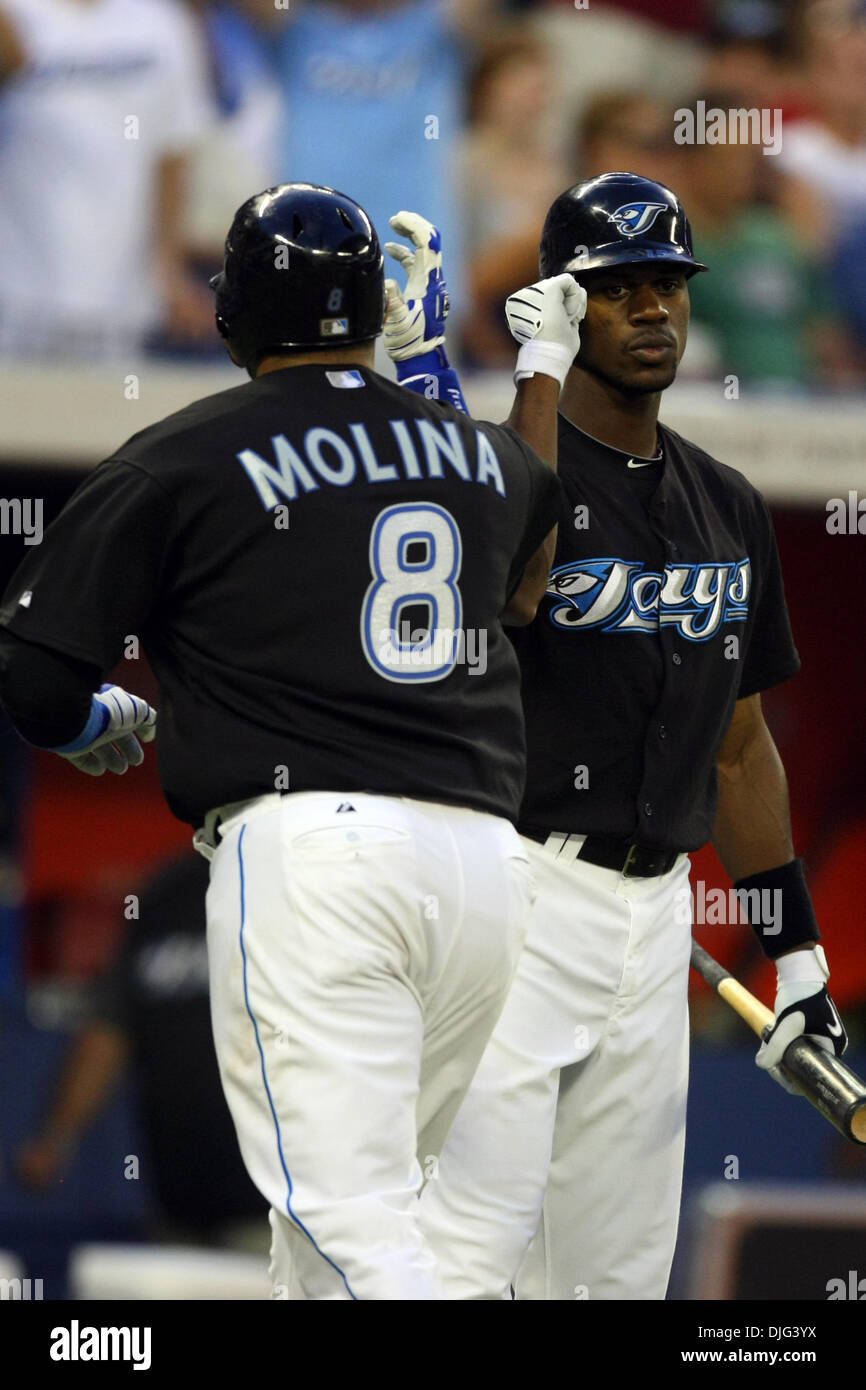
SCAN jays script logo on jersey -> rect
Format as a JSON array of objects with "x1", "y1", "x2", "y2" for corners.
[
  {"x1": 608, "y1": 202, "x2": 667, "y2": 238},
  {"x1": 547, "y1": 557, "x2": 751, "y2": 641}
]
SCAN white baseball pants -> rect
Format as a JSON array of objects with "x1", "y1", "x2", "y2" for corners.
[
  {"x1": 204, "y1": 790, "x2": 532, "y2": 1301},
  {"x1": 417, "y1": 833, "x2": 692, "y2": 1300}
]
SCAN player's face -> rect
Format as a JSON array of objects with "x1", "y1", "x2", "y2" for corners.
[{"x1": 574, "y1": 266, "x2": 690, "y2": 396}]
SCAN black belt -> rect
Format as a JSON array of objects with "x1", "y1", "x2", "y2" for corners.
[{"x1": 524, "y1": 830, "x2": 680, "y2": 878}]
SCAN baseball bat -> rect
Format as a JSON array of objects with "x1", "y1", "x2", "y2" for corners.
[{"x1": 690, "y1": 940, "x2": 866, "y2": 1145}]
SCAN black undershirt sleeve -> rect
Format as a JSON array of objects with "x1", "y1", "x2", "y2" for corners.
[{"x1": 0, "y1": 629, "x2": 101, "y2": 747}]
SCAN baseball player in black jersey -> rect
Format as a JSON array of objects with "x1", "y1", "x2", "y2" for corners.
[
  {"x1": 0, "y1": 183, "x2": 586, "y2": 1300},
  {"x1": 392, "y1": 173, "x2": 850, "y2": 1300}
]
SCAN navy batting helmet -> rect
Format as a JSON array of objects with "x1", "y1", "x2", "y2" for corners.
[
  {"x1": 539, "y1": 172, "x2": 708, "y2": 281},
  {"x1": 211, "y1": 183, "x2": 385, "y2": 372}
]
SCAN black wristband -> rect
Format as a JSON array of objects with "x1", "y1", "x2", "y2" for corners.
[{"x1": 734, "y1": 857, "x2": 821, "y2": 961}]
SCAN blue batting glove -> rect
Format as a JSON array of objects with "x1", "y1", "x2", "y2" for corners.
[
  {"x1": 50, "y1": 682, "x2": 157, "y2": 776},
  {"x1": 383, "y1": 211, "x2": 451, "y2": 360},
  {"x1": 383, "y1": 211, "x2": 468, "y2": 413}
]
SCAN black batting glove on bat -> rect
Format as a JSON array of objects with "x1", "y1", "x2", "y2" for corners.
[{"x1": 757, "y1": 946, "x2": 847, "y2": 1092}]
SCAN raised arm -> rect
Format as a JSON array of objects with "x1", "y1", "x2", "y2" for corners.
[
  {"x1": 500, "y1": 372, "x2": 561, "y2": 625},
  {"x1": 382, "y1": 216, "x2": 581, "y2": 625}
]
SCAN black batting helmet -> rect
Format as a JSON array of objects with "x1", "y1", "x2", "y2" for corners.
[
  {"x1": 539, "y1": 172, "x2": 708, "y2": 281},
  {"x1": 211, "y1": 183, "x2": 386, "y2": 372}
]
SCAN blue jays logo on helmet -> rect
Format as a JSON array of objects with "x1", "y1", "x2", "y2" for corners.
[{"x1": 607, "y1": 202, "x2": 668, "y2": 238}]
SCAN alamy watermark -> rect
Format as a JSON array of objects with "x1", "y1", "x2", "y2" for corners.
[
  {"x1": 826, "y1": 490, "x2": 866, "y2": 534},
  {"x1": 0, "y1": 1277, "x2": 43, "y2": 1300},
  {"x1": 50, "y1": 1321, "x2": 151, "y2": 1370},
  {"x1": 827, "y1": 1270, "x2": 866, "y2": 1300},
  {"x1": 676, "y1": 880, "x2": 782, "y2": 934},
  {"x1": 674, "y1": 101, "x2": 782, "y2": 156},
  {"x1": 376, "y1": 624, "x2": 487, "y2": 676},
  {"x1": 0, "y1": 497, "x2": 42, "y2": 545}
]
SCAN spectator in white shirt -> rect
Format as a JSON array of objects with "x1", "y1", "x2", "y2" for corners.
[{"x1": 0, "y1": 0, "x2": 215, "y2": 360}]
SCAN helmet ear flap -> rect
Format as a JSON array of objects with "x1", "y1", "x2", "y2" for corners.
[{"x1": 212, "y1": 273, "x2": 244, "y2": 348}]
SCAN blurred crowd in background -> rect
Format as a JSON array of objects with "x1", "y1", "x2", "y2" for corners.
[{"x1": 0, "y1": 0, "x2": 866, "y2": 387}]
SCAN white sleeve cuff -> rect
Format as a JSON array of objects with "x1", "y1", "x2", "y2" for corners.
[{"x1": 513, "y1": 339, "x2": 574, "y2": 388}]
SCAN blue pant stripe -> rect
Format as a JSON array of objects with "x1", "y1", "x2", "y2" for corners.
[{"x1": 236, "y1": 824, "x2": 357, "y2": 1300}]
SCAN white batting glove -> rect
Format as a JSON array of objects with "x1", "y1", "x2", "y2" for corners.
[
  {"x1": 54, "y1": 683, "x2": 157, "y2": 776},
  {"x1": 757, "y1": 946, "x2": 848, "y2": 1093},
  {"x1": 383, "y1": 211, "x2": 450, "y2": 360},
  {"x1": 506, "y1": 274, "x2": 587, "y2": 388}
]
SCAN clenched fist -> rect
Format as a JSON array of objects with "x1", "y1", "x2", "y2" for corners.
[{"x1": 505, "y1": 274, "x2": 587, "y2": 387}]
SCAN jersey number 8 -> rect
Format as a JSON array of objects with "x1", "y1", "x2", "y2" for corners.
[{"x1": 361, "y1": 503, "x2": 463, "y2": 683}]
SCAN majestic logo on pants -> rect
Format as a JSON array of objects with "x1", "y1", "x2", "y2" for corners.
[{"x1": 546, "y1": 557, "x2": 751, "y2": 641}]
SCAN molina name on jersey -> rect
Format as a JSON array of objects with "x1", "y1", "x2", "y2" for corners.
[
  {"x1": 510, "y1": 414, "x2": 800, "y2": 853},
  {"x1": 236, "y1": 407, "x2": 508, "y2": 504}
]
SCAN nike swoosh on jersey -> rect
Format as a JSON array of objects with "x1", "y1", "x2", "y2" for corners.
[{"x1": 626, "y1": 458, "x2": 656, "y2": 469}]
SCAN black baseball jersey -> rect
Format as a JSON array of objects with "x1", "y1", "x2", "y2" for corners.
[
  {"x1": 510, "y1": 414, "x2": 800, "y2": 852},
  {"x1": 0, "y1": 366, "x2": 560, "y2": 825}
]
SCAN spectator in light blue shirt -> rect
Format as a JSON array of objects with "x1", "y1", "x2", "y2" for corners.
[{"x1": 242, "y1": 0, "x2": 494, "y2": 330}]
